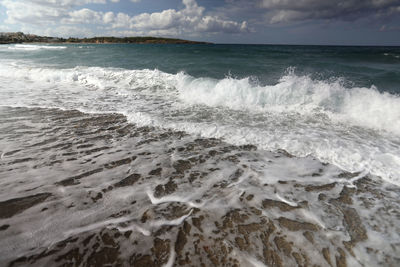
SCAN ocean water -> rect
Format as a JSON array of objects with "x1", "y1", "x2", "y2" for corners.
[
  {"x1": 1, "y1": 43, "x2": 399, "y2": 185},
  {"x1": 0, "y1": 43, "x2": 400, "y2": 266}
]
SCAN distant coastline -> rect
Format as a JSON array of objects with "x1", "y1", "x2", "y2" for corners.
[{"x1": 0, "y1": 32, "x2": 210, "y2": 45}]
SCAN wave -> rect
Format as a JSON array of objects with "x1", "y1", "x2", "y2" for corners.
[
  {"x1": 1, "y1": 62, "x2": 399, "y2": 135},
  {"x1": 0, "y1": 62, "x2": 399, "y2": 185},
  {"x1": 7, "y1": 44, "x2": 67, "y2": 51},
  {"x1": 177, "y1": 70, "x2": 400, "y2": 136},
  {"x1": 383, "y1": 53, "x2": 400, "y2": 59}
]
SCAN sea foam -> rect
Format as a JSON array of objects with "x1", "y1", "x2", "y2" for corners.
[
  {"x1": 177, "y1": 70, "x2": 400, "y2": 135},
  {"x1": 0, "y1": 61, "x2": 399, "y2": 185},
  {"x1": 7, "y1": 44, "x2": 67, "y2": 51}
]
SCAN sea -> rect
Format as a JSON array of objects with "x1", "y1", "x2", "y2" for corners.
[{"x1": 0, "y1": 43, "x2": 399, "y2": 266}]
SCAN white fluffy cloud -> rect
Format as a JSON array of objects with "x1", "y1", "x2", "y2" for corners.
[
  {"x1": 0, "y1": 0, "x2": 248, "y2": 36},
  {"x1": 28, "y1": 0, "x2": 107, "y2": 7},
  {"x1": 63, "y1": 8, "x2": 103, "y2": 24},
  {"x1": 116, "y1": 0, "x2": 248, "y2": 34},
  {"x1": 1, "y1": 0, "x2": 110, "y2": 25}
]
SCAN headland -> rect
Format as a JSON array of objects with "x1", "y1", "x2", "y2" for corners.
[{"x1": 0, "y1": 32, "x2": 209, "y2": 44}]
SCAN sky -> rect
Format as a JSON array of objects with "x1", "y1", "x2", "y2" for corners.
[{"x1": 0, "y1": 0, "x2": 399, "y2": 45}]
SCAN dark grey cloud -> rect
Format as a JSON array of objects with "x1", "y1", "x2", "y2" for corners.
[
  {"x1": 222, "y1": 0, "x2": 400, "y2": 24},
  {"x1": 259, "y1": 0, "x2": 400, "y2": 23}
]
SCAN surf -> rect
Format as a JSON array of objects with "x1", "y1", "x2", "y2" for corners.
[
  {"x1": 6, "y1": 44, "x2": 67, "y2": 51},
  {"x1": 0, "y1": 61, "x2": 399, "y2": 185}
]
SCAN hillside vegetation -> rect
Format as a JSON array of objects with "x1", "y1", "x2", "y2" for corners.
[{"x1": 0, "y1": 32, "x2": 209, "y2": 44}]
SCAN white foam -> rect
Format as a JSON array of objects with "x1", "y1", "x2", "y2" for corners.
[
  {"x1": 0, "y1": 100, "x2": 398, "y2": 266},
  {"x1": 0, "y1": 61, "x2": 399, "y2": 185},
  {"x1": 7, "y1": 44, "x2": 67, "y2": 51},
  {"x1": 146, "y1": 189, "x2": 203, "y2": 208},
  {"x1": 177, "y1": 70, "x2": 400, "y2": 135},
  {"x1": 150, "y1": 210, "x2": 193, "y2": 228},
  {"x1": 116, "y1": 224, "x2": 152, "y2": 236},
  {"x1": 383, "y1": 52, "x2": 400, "y2": 59},
  {"x1": 241, "y1": 254, "x2": 267, "y2": 267},
  {"x1": 64, "y1": 216, "x2": 133, "y2": 237},
  {"x1": 163, "y1": 245, "x2": 176, "y2": 267},
  {"x1": 276, "y1": 194, "x2": 298, "y2": 207}
]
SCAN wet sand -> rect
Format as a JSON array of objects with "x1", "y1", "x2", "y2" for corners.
[{"x1": 0, "y1": 107, "x2": 399, "y2": 266}]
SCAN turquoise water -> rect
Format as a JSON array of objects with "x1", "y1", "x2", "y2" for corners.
[{"x1": 0, "y1": 43, "x2": 399, "y2": 185}]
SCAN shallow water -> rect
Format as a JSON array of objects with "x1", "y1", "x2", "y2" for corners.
[{"x1": 0, "y1": 107, "x2": 399, "y2": 266}]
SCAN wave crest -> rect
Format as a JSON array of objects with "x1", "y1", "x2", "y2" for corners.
[
  {"x1": 1, "y1": 62, "x2": 399, "y2": 185},
  {"x1": 7, "y1": 44, "x2": 67, "y2": 51},
  {"x1": 177, "y1": 70, "x2": 400, "y2": 135}
]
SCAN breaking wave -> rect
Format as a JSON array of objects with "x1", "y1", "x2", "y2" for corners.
[
  {"x1": 0, "y1": 61, "x2": 399, "y2": 185},
  {"x1": 6, "y1": 44, "x2": 67, "y2": 51},
  {"x1": 177, "y1": 70, "x2": 400, "y2": 135},
  {"x1": 1, "y1": 62, "x2": 399, "y2": 135}
]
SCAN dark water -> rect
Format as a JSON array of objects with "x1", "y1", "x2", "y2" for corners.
[{"x1": 2, "y1": 44, "x2": 400, "y2": 93}]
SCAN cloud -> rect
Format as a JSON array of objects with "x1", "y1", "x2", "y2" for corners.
[
  {"x1": 195, "y1": 17, "x2": 248, "y2": 33},
  {"x1": 63, "y1": 8, "x2": 103, "y2": 24},
  {"x1": 0, "y1": 25, "x2": 11, "y2": 31},
  {"x1": 103, "y1": 11, "x2": 115, "y2": 24},
  {"x1": 0, "y1": 0, "x2": 110, "y2": 25},
  {"x1": 259, "y1": 0, "x2": 400, "y2": 23},
  {"x1": 126, "y1": 0, "x2": 249, "y2": 34},
  {"x1": 2, "y1": 0, "x2": 66, "y2": 25},
  {"x1": 27, "y1": 0, "x2": 107, "y2": 7},
  {"x1": 0, "y1": 0, "x2": 248, "y2": 36}
]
